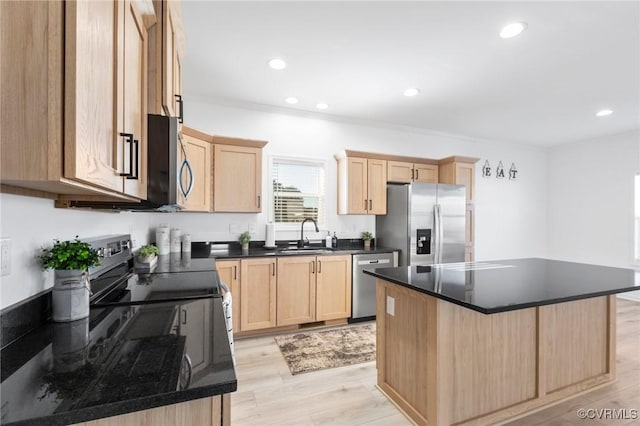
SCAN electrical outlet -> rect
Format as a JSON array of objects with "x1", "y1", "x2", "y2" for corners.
[
  {"x1": 1, "y1": 239, "x2": 11, "y2": 277},
  {"x1": 386, "y1": 296, "x2": 395, "y2": 316}
]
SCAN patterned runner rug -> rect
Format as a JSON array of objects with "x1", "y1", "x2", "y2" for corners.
[{"x1": 274, "y1": 323, "x2": 376, "y2": 375}]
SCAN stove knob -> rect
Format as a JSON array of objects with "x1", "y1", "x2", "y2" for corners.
[{"x1": 97, "y1": 247, "x2": 106, "y2": 258}]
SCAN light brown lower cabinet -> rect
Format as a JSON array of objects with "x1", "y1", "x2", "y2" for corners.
[
  {"x1": 276, "y1": 254, "x2": 352, "y2": 327},
  {"x1": 216, "y1": 259, "x2": 241, "y2": 333},
  {"x1": 276, "y1": 256, "x2": 316, "y2": 326},
  {"x1": 71, "y1": 394, "x2": 230, "y2": 426},
  {"x1": 240, "y1": 258, "x2": 277, "y2": 331},
  {"x1": 315, "y1": 255, "x2": 352, "y2": 321}
]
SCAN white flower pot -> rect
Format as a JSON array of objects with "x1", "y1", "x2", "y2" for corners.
[{"x1": 52, "y1": 270, "x2": 90, "y2": 322}]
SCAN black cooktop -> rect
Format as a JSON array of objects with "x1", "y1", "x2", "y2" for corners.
[{"x1": 91, "y1": 270, "x2": 221, "y2": 307}]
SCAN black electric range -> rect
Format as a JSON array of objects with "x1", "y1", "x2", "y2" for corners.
[{"x1": 87, "y1": 236, "x2": 221, "y2": 308}]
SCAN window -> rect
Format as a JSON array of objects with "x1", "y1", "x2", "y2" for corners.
[
  {"x1": 635, "y1": 174, "x2": 640, "y2": 261},
  {"x1": 271, "y1": 157, "x2": 326, "y2": 227}
]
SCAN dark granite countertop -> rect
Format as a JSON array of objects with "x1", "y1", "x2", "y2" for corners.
[
  {"x1": 189, "y1": 240, "x2": 399, "y2": 260},
  {"x1": 365, "y1": 258, "x2": 640, "y2": 314},
  {"x1": 0, "y1": 297, "x2": 236, "y2": 425}
]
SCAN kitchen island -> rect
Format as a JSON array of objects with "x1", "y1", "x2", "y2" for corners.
[{"x1": 365, "y1": 259, "x2": 639, "y2": 426}]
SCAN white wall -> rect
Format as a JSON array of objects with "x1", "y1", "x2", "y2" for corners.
[
  {"x1": 0, "y1": 194, "x2": 151, "y2": 310},
  {"x1": 165, "y1": 99, "x2": 548, "y2": 261},
  {"x1": 547, "y1": 130, "x2": 639, "y2": 266},
  {"x1": 547, "y1": 130, "x2": 640, "y2": 299}
]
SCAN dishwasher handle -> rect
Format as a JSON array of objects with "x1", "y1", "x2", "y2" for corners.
[{"x1": 357, "y1": 259, "x2": 391, "y2": 266}]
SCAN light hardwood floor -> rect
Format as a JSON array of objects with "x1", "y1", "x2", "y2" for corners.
[{"x1": 231, "y1": 299, "x2": 640, "y2": 426}]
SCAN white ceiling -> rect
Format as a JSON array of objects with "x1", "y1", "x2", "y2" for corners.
[{"x1": 181, "y1": 1, "x2": 640, "y2": 146}]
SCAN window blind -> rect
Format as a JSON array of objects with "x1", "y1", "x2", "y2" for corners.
[{"x1": 272, "y1": 158, "x2": 326, "y2": 225}]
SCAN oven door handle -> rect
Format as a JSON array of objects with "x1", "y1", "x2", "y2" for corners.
[{"x1": 179, "y1": 353, "x2": 193, "y2": 390}]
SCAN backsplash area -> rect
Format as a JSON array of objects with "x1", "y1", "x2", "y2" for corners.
[{"x1": 0, "y1": 193, "x2": 151, "y2": 310}]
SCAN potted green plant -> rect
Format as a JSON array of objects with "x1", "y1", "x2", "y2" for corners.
[
  {"x1": 361, "y1": 231, "x2": 374, "y2": 250},
  {"x1": 239, "y1": 231, "x2": 251, "y2": 252},
  {"x1": 40, "y1": 237, "x2": 101, "y2": 322},
  {"x1": 137, "y1": 244, "x2": 159, "y2": 264}
]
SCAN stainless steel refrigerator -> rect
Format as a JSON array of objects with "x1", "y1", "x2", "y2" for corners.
[{"x1": 376, "y1": 183, "x2": 466, "y2": 266}]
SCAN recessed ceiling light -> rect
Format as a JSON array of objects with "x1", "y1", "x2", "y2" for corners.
[
  {"x1": 285, "y1": 97, "x2": 299, "y2": 104},
  {"x1": 268, "y1": 58, "x2": 287, "y2": 70},
  {"x1": 595, "y1": 109, "x2": 613, "y2": 117},
  {"x1": 316, "y1": 103, "x2": 329, "y2": 110},
  {"x1": 404, "y1": 88, "x2": 420, "y2": 97},
  {"x1": 500, "y1": 22, "x2": 528, "y2": 39}
]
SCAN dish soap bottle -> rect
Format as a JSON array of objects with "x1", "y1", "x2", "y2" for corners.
[
  {"x1": 325, "y1": 231, "x2": 332, "y2": 248},
  {"x1": 331, "y1": 232, "x2": 338, "y2": 249}
]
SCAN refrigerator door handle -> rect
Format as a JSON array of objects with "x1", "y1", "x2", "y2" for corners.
[{"x1": 434, "y1": 204, "x2": 443, "y2": 264}]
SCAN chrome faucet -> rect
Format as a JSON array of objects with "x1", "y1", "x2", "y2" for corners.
[{"x1": 299, "y1": 218, "x2": 319, "y2": 247}]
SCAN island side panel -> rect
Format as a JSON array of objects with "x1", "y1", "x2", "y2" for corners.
[
  {"x1": 376, "y1": 280, "x2": 432, "y2": 425},
  {"x1": 448, "y1": 303, "x2": 537, "y2": 424},
  {"x1": 542, "y1": 296, "x2": 615, "y2": 394}
]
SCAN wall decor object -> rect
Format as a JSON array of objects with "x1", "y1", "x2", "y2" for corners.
[
  {"x1": 482, "y1": 160, "x2": 492, "y2": 178},
  {"x1": 496, "y1": 161, "x2": 505, "y2": 179},
  {"x1": 509, "y1": 163, "x2": 518, "y2": 180}
]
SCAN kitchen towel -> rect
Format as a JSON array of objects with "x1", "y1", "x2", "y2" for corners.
[{"x1": 265, "y1": 222, "x2": 276, "y2": 248}]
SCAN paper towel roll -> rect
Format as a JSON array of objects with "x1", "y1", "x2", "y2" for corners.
[{"x1": 265, "y1": 222, "x2": 276, "y2": 248}]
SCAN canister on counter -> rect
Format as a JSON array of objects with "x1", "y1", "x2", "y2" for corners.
[
  {"x1": 170, "y1": 228, "x2": 182, "y2": 253},
  {"x1": 155, "y1": 225, "x2": 170, "y2": 255},
  {"x1": 182, "y1": 233, "x2": 191, "y2": 253}
]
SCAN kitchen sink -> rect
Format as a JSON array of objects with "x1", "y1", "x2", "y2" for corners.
[{"x1": 277, "y1": 247, "x2": 335, "y2": 255}]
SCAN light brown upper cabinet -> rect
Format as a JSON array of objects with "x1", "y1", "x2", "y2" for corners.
[
  {"x1": 387, "y1": 161, "x2": 439, "y2": 184},
  {"x1": 336, "y1": 153, "x2": 387, "y2": 215},
  {"x1": 162, "y1": 0, "x2": 183, "y2": 119},
  {"x1": 438, "y1": 156, "x2": 479, "y2": 260},
  {"x1": 179, "y1": 128, "x2": 212, "y2": 212},
  {"x1": 213, "y1": 138, "x2": 267, "y2": 213},
  {"x1": 148, "y1": 0, "x2": 185, "y2": 121},
  {"x1": 438, "y1": 157, "x2": 476, "y2": 203},
  {"x1": 1, "y1": 1, "x2": 154, "y2": 200}
]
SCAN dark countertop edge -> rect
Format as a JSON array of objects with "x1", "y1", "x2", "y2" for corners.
[
  {"x1": 365, "y1": 270, "x2": 640, "y2": 315},
  {"x1": 211, "y1": 246, "x2": 399, "y2": 259},
  {"x1": 5, "y1": 380, "x2": 238, "y2": 426}
]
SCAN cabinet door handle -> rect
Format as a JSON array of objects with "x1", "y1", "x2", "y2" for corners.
[
  {"x1": 272, "y1": 262, "x2": 276, "y2": 276},
  {"x1": 318, "y1": 260, "x2": 322, "y2": 273},
  {"x1": 415, "y1": 169, "x2": 419, "y2": 180},
  {"x1": 411, "y1": 168, "x2": 414, "y2": 180},
  {"x1": 128, "y1": 139, "x2": 139, "y2": 180},
  {"x1": 233, "y1": 265, "x2": 237, "y2": 280},
  {"x1": 311, "y1": 261, "x2": 315, "y2": 274},
  {"x1": 175, "y1": 94, "x2": 184, "y2": 123},
  {"x1": 369, "y1": 199, "x2": 372, "y2": 211},
  {"x1": 182, "y1": 309, "x2": 187, "y2": 325},
  {"x1": 364, "y1": 199, "x2": 368, "y2": 211},
  {"x1": 257, "y1": 195, "x2": 261, "y2": 208},
  {"x1": 119, "y1": 132, "x2": 134, "y2": 177}
]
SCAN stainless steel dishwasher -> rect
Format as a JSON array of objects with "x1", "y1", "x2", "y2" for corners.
[{"x1": 351, "y1": 252, "x2": 398, "y2": 321}]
